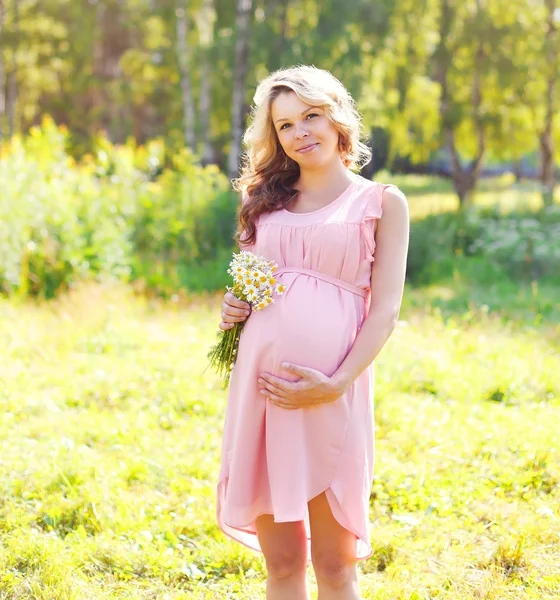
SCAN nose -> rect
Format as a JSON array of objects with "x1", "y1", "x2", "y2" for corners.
[{"x1": 294, "y1": 122, "x2": 309, "y2": 139}]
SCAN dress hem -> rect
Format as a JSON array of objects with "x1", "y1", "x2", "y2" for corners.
[{"x1": 216, "y1": 477, "x2": 373, "y2": 563}]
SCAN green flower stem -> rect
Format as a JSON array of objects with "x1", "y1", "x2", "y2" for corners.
[{"x1": 207, "y1": 316, "x2": 248, "y2": 388}]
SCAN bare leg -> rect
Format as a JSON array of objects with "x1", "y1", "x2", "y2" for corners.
[
  {"x1": 308, "y1": 491, "x2": 362, "y2": 600},
  {"x1": 255, "y1": 514, "x2": 310, "y2": 600}
]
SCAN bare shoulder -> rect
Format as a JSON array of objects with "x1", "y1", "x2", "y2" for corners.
[
  {"x1": 370, "y1": 185, "x2": 409, "y2": 236},
  {"x1": 382, "y1": 185, "x2": 409, "y2": 218}
]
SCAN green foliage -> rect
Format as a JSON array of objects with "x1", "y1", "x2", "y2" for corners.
[
  {"x1": 467, "y1": 206, "x2": 560, "y2": 279},
  {"x1": 1, "y1": 0, "x2": 558, "y2": 203},
  {"x1": 1, "y1": 122, "x2": 558, "y2": 302},
  {"x1": 407, "y1": 205, "x2": 560, "y2": 284},
  {"x1": 0, "y1": 118, "x2": 233, "y2": 299},
  {"x1": 0, "y1": 117, "x2": 133, "y2": 298}
]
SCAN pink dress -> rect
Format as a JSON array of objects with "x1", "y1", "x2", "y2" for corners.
[{"x1": 216, "y1": 174, "x2": 397, "y2": 562}]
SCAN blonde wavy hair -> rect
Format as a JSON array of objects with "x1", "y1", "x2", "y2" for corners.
[{"x1": 232, "y1": 65, "x2": 372, "y2": 247}]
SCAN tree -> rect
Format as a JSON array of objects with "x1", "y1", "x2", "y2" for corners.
[
  {"x1": 197, "y1": 0, "x2": 216, "y2": 164},
  {"x1": 359, "y1": 0, "x2": 442, "y2": 175},
  {"x1": 494, "y1": 0, "x2": 559, "y2": 200},
  {"x1": 0, "y1": 0, "x2": 5, "y2": 144},
  {"x1": 6, "y1": 0, "x2": 18, "y2": 138},
  {"x1": 227, "y1": 0, "x2": 252, "y2": 179},
  {"x1": 433, "y1": 0, "x2": 488, "y2": 205},
  {"x1": 366, "y1": 0, "x2": 546, "y2": 206},
  {"x1": 176, "y1": 0, "x2": 196, "y2": 150},
  {"x1": 539, "y1": 0, "x2": 558, "y2": 205}
]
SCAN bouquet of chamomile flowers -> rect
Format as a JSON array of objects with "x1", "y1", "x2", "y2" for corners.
[{"x1": 207, "y1": 251, "x2": 286, "y2": 388}]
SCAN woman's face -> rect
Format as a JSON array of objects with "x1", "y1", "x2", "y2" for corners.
[{"x1": 270, "y1": 91, "x2": 342, "y2": 168}]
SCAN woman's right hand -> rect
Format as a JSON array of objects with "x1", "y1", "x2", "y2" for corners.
[{"x1": 219, "y1": 291, "x2": 251, "y2": 330}]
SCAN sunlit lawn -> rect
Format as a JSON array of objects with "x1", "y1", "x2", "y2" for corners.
[
  {"x1": 1, "y1": 170, "x2": 559, "y2": 599},
  {"x1": 0, "y1": 274, "x2": 558, "y2": 599}
]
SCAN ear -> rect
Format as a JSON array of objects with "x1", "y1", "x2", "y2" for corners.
[{"x1": 338, "y1": 132, "x2": 348, "y2": 157}]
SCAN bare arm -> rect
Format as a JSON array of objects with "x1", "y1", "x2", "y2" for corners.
[
  {"x1": 219, "y1": 191, "x2": 252, "y2": 330},
  {"x1": 257, "y1": 186, "x2": 409, "y2": 409},
  {"x1": 332, "y1": 186, "x2": 410, "y2": 393}
]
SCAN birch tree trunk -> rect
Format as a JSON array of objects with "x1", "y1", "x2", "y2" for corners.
[
  {"x1": 539, "y1": 0, "x2": 558, "y2": 206},
  {"x1": 0, "y1": 0, "x2": 5, "y2": 145},
  {"x1": 176, "y1": 0, "x2": 196, "y2": 151},
  {"x1": 198, "y1": 0, "x2": 216, "y2": 165},
  {"x1": 227, "y1": 0, "x2": 252, "y2": 179},
  {"x1": 265, "y1": 0, "x2": 289, "y2": 71},
  {"x1": 7, "y1": 0, "x2": 18, "y2": 138}
]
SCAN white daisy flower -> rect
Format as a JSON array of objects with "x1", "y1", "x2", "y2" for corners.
[{"x1": 245, "y1": 284, "x2": 257, "y2": 297}]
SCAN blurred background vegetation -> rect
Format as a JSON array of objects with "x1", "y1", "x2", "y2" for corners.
[
  {"x1": 0, "y1": 0, "x2": 558, "y2": 310},
  {"x1": 1, "y1": 3, "x2": 559, "y2": 597}
]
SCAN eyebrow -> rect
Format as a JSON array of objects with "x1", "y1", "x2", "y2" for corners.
[{"x1": 274, "y1": 106, "x2": 321, "y2": 125}]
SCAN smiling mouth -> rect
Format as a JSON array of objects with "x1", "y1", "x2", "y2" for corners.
[{"x1": 297, "y1": 143, "x2": 318, "y2": 152}]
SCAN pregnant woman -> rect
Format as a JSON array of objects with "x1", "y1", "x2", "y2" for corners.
[{"x1": 216, "y1": 65, "x2": 409, "y2": 600}]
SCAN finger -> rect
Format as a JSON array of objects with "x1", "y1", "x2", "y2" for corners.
[
  {"x1": 225, "y1": 317, "x2": 246, "y2": 325},
  {"x1": 222, "y1": 304, "x2": 251, "y2": 319},
  {"x1": 221, "y1": 309, "x2": 247, "y2": 324},
  {"x1": 282, "y1": 363, "x2": 310, "y2": 376},
  {"x1": 259, "y1": 388, "x2": 277, "y2": 399},
  {"x1": 219, "y1": 321, "x2": 234, "y2": 330},
  {"x1": 225, "y1": 292, "x2": 251, "y2": 311},
  {"x1": 259, "y1": 371, "x2": 294, "y2": 389},
  {"x1": 221, "y1": 316, "x2": 247, "y2": 326},
  {"x1": 260, "y1": 380, "x2": 288, "y2": 398},
  {"x1": 271, "y1": 400, "x2": 300, "y2": 410},
  {"x1": 260, "y1": 389, "x2": 291, "y2": 405},
  {"x1": 259, "y1": 374, "x2": 296, "y2": 393}
]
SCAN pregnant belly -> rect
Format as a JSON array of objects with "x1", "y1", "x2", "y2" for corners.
[
  {"x1": 231, "y1": 275, "x2": 367, "y2": 479},
  {"x1": 239, "y1": 276, "x2": 363, "y2": 380}
]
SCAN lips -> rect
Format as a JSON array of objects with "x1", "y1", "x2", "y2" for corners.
[{"x1": 297, "y1": 143, "x2": 318, "y2": 152}]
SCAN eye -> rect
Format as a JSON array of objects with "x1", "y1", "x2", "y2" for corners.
[{"x1": 279, "y1": 113, "x2": 320, "y2": 131}]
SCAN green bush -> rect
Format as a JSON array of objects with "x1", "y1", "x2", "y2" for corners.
[
  {"x1": 407, "y1": 211, "x2": 463, "y2": 282},
  {"x1": 1, "y1": 118, "x2": 558, "y2": 299},
  {"x1": 408, "y1": 205, "x2": 560, "y2": 284},
  {"x1": 0, "y1": 117, "x2": 235, "y2": 298},
  {"x1": 0, "y1": 119, "x2": 134, "y2": 298},
  {"x1": 467, "y1": 205, "x2": 560, "y2": 280}
]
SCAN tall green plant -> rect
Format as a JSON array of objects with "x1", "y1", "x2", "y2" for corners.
[{"x1": 0, "y1": 117, "x2": 234, "y2": 299}]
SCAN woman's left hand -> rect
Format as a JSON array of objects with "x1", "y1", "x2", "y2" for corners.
[{"x1": 257, "y1": 362, "x2": 349, "y2": 409}]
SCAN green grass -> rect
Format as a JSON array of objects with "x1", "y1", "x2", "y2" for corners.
[{"x1": 1, "y1": 278, "x2": 558, "y2": 599}]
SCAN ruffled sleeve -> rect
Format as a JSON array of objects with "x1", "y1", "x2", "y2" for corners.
[{"x1": 361, "y1": 182, "x2": 399, "y2": 262}]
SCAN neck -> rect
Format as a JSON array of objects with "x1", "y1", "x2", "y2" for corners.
[{"x1": 296, "y1": 157, "x2": 353, "y2": 192}]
